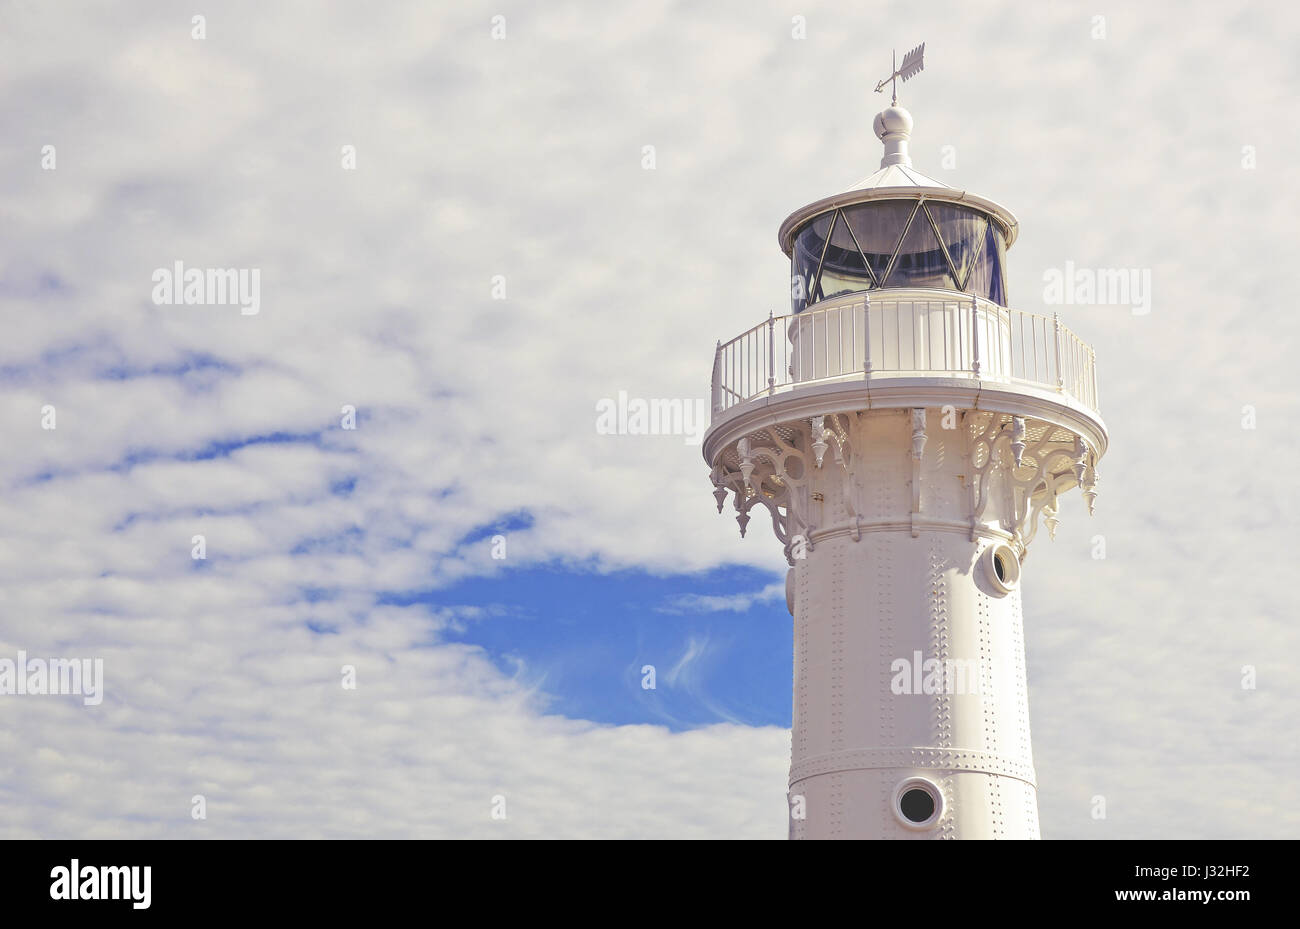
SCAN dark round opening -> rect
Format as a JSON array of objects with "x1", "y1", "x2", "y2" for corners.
[
  {"x1": 993, "y1": 552, "x2": 1007, "y2": 583},
  {"x1": 900, "y1": 787, "x2": 936, "y2": 823}
]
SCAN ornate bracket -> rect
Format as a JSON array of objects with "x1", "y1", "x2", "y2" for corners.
[
  {"x1": 966, "y1": 412, "x2": 1100, "y2": 554},
  {"x1": 710, "y1": 409, "x2": 1101, "y2": 562}
]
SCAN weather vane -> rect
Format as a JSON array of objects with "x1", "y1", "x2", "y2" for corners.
[{"x1": 874, "y1": 42, "x2": 925, "y2": 105}]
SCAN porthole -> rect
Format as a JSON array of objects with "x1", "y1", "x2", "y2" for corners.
[
  {"x1": 893, "y1": 777, "x2": 943, "y2": 829},
  {"x1": 983, "y1": 541, "x2": 1021, "y2": 594}
]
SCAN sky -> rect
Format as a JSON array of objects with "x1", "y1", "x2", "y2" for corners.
[{"x1": 0, "y1": 0, "x2": 1296, "y2": 838}]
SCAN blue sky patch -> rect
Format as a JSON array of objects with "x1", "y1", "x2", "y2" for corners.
[{"x1": 411, "y1": 563, "x2": 791, "y2": 731}]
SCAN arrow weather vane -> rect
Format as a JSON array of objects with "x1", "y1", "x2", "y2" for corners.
[{"x1": 874, "y1": 42, "x2": 926, "y2": 105}]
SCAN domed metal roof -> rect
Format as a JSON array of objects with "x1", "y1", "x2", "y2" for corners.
[{"x1": 847, "y1": 161, "x2": 952, "y2": 191}]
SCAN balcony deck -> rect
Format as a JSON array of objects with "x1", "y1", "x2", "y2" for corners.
[{"x1": 707, "y1": 289, "x2": 1105, "y2": 458}]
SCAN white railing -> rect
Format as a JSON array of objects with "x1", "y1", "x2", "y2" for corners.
[{"x1": 712, "y1": 292, "x2": 1099, "y2": 416}]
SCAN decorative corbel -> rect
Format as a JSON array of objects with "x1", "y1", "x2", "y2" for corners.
[
  {"x1": 1082, "y1": 463, "x2": 1099, "y2": 515},
  {"x1": 737, "y1": 436, "x2": 754, "y2": 490},
  {"x1": 709, "y1": 464, "x2": 729, "y2": 513},
  {"x1": 811, "y1": 415, "x2": 828, "y2": 468},
  {"x1": 1072, "y1": 435, "x2": 1088, "y2": 483},
  {"x1": 1010, "y1": 416, "x2": 1027, "y2": 468},
  {"x1": 910, "y1": 408, "x2": 928, "y2": 461}
]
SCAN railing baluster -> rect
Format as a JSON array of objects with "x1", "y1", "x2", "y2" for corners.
[
  {"x1": 809, "y1": 309, "x2": 815, "y2": 380},
  {"x1": 1053, "y1": 312, "x2": 1063, "y2": 390},
  {"x1": 1008, "y1": 307, "x2": 1015, "y2": 381},
  {"x1": 1042, "y1": 317, "x2": 1049, "y2": 384},
  {"x1": 850, "y1": 300, "x2": 857, "y2": 372},
  {"x1": 1034, "y1": 313, "x2": 1040, "y2": 382},
  {"x1": 784, "y1": 316, "x2": 790, "y2": 389},
  {"x1": 915, "y1": 303, "x2": 921, "y2": 371},
  {"x1": 892, "y1": 302, "x2": 899, "y2": 371},
  {"x1": 958, "y1": 300, "x2": 965, "y2": 370},
  {"x1": 1026, "y1": 311, "x2": 1033, "y2": 382},
  {"x1": 1091, "y1": 347, "x2": 1099, "y2": 409},
  {"x1": 864, "y1": 296, "x2": 873, "y2": 377},
  {"x1": 759, "y1": 313, "x2": 769, "y2": 394},
  {"x1": 1018, "y1": 309, "x2": 1025, "y2": 381},
  {"x1": 839, "y1": 305, "x2": 846, "y2": 375},
  {"x1": 823, "y1": 305, "x2": 829, "y2": 379},
  {"x1": 948, "y1": 301, "x2": 955, "y2": 372}
]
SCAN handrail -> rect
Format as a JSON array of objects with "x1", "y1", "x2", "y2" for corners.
[{"x1": 711, "y1": 293, "x2": 1099, "y2": 418}]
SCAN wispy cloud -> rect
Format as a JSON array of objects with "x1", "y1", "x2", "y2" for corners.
[
  {"x1": 659, "y1": 583, "x2": 784, "y2": 615},
  {"x1": 664, "y1": 635, "x2": 710, "y2": 688}
]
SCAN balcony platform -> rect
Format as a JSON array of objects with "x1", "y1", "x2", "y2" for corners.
[{"x1": 705, "y1": 288, "x2": 1107, "y2": 464}]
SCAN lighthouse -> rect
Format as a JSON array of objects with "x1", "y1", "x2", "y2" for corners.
[{"x1": 703, "y1": 51, "x2": 1106, "y2": 839}]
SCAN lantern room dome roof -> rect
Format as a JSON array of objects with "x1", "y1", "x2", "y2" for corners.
[{"x1": 849, "y1": 161, "x2": 951, "y2": 191}]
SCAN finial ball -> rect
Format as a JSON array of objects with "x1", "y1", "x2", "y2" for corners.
[{"x1": 874, "y1": 105, "x2": 913, "y2": 139}]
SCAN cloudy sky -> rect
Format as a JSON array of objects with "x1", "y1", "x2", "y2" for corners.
[{"x1": 0, "y1": 0, "x2": 1296, "y2": 838}]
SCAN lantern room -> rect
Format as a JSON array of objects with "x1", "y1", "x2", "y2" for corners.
[{"x1": 777, "y1": 105, "x2": 1020, "y2": 314}]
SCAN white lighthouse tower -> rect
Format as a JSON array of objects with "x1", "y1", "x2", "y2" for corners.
[{"x1": 704, "y1": 51, "x2": 1107, "y2": 839}]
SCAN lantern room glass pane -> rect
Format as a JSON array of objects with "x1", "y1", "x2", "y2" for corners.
[
  {"x1": 881, "y1": 204, "x2": 957, "y2": 290},
  {"x1": 841, "y1": 201, "x2": 915, "y2": 276},
  {"x1": 816, "y1": 210, "x2": 875, "y2": 301},
  {"x1": 791, "y1": 213, "x2": 833, "y2": 313},
  {"x1": 926, "y1": 203, "x2": 988, "y2": 291},
  {"x1": 965, "y1": 221, "x2": 1008, "y2": 306}
]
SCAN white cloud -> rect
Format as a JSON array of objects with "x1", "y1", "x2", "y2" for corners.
[{"x1": 661, "y1": 583, "x2": 785, "y2": 614}]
